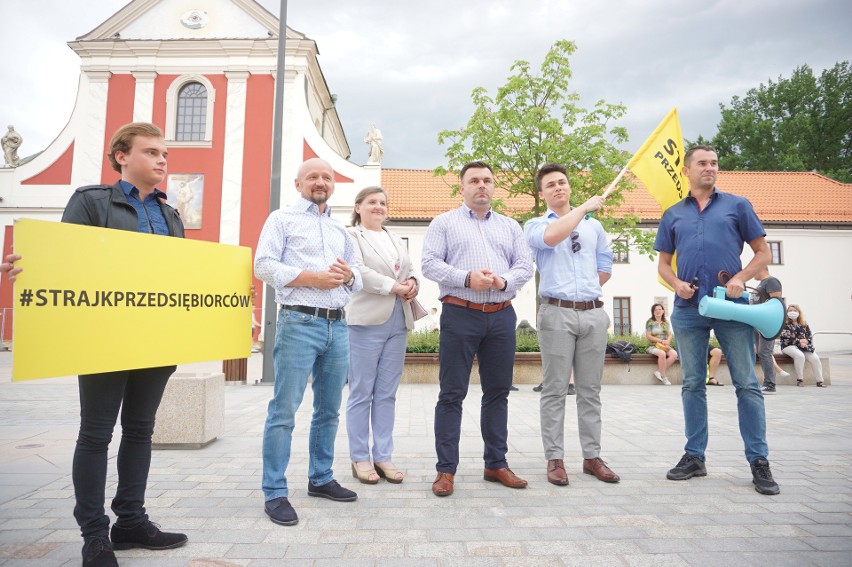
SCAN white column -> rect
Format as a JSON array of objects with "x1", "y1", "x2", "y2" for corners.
[
  {"x1": 219, "y1": 71, "x2": 249, "y2": 245},
  {"x1": 132, "y1": 71, "x2": 157, "y2": 123},
  {"x1": 71, "y1": 70, "x2": 112, "y2": 188}
]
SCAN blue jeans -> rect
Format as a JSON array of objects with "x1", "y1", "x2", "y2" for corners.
[
  {"x1": 671, "y1": 306, "x2": 768, "y2": 464},
  {"x1": 262, "y1": 308, "x2": 349, "y2": 500}
]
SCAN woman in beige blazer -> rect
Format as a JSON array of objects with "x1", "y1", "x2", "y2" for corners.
[{"x1": 346, "y1": 186, "x2": 422, "y2": 484}]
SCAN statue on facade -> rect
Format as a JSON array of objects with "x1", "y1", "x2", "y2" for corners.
[
  {"x1": 364, "y1": 123, "x2": 383, "y2": 164},
  {"x1": 2, "y1": 125, "x2": 23, "y2": 167}
]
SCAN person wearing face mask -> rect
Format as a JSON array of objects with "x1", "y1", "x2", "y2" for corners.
[
  {"x1": 345, "y1": 186, "x2": 424, "y2": 485},
  {"x1": 779, "y1": 304, "x2": 825, "y2": 387}
]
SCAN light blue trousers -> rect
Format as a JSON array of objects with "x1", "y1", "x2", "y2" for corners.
[{"x1": 346, "y1": 298, "x2": 408, "y2": 463}]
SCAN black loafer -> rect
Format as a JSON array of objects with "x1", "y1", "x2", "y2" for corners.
[
  {"x1": 110, "y1": 520, "x2": 187, "y2": 550},
  {"x1": 264, "y1": 496, "x2": 299, "y2": 526},
  {"x1": 307, "y1": 479, "x2": 357, "y2": 502}
]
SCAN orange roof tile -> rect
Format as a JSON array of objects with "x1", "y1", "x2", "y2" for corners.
[{"x1": 381, "y1": 169, "x2": 852, "y2": 224}]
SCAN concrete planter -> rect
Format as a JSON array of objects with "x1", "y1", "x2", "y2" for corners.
[{"x1": 401, "y1": 353, "x2": 830, "y2": 386}]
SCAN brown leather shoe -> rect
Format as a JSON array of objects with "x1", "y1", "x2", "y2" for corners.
[
  {"x1": 583, "y1": 457, "x2": 620, "y2": 483},
  {"x1": 483, "y1": 467, "x2": 528, "y2": 488},
  {"x1": 546, "y1": 459, "x2": 569, "y2": 486},
  {"x1": 432, "y1": 472, "x2": 454, "y2": 497}
]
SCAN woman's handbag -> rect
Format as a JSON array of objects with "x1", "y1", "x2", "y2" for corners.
[
  {"x1": 410, "y1": 298, "x2": 429, "y2": 321},
  {"x1": 655, "y1": 342, "x2": 671, "y2": 352}
]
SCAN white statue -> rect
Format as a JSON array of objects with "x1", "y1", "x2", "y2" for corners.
[
  {"x1": 2, "y1": 125, "x2": 23, "y2": 167},
  {"x1": 364, "y1": 123, "x2": 383, "y2": 164}
]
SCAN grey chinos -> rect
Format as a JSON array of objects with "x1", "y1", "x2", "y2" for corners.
[{"x1": 537, "y1": 303, "x2": 610, "y2": 460}]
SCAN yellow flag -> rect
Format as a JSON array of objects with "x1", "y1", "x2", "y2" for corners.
[
  {"x1": 12, "y1": 219, "x2": 253, "y2": 381},
  {"x1": 627, "y1": 108, "x2": 687, "y2": 290}
]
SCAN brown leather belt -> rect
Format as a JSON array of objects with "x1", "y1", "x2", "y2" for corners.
[
  {"x1": 543, "y1": 297, "x2": 603, "y2": 311},
  {"x1": 442, "y1": 295, "x2": 512, "y2": 313}
]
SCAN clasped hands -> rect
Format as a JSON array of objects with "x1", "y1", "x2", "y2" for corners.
[
  {"x1": 314, "y1": 258, "x2": 353, "y2": 290},
  {"x1": 468, "y1": 269, "x2": 506, "y2": 292},
  {"x1": 392, "y1": 278, "x2": 418, "y2": 301}
]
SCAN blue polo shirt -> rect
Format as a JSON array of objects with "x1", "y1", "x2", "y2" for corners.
[
  {"x1": 119, "y1": 179, "x2": 170, "y2": 235},
  {"x1": 654, "y1": 188, "x2": 765, "y2": 308}
]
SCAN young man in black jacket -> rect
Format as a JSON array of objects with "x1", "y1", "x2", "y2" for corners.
[{"x1": 3, "y1": 122, "x2": 187, "y2": 566}]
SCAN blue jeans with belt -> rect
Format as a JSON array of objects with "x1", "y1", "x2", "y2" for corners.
[
  {"x1": 262, "y1": 307, "x2": 349, "y2": 500},
  {"x1": 671, "y1": 305, "x2": 768, "y2": 464},
  {"x1": 72, "y1": 366, "x2": 175, "y2": 538}
]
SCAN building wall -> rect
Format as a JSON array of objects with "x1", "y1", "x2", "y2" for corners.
[{"x1": 397, "y1": 224, "x2": 852, "y2": 352}]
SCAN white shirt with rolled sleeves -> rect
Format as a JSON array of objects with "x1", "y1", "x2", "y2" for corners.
[{"x1": 254, "y1": 197, "x2": 362, "y2": 308}]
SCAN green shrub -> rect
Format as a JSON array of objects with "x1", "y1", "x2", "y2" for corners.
[
  {"x1": 406, "y1": 330, "x2": 715, "y2": 354},
  {"x1": 406, "y1": 331, "x2": 440, "y2": 353}
]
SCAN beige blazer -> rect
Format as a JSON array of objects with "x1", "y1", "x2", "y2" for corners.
[{"x1": 346, "y1": 225, "x2": 420, "y2": 329}]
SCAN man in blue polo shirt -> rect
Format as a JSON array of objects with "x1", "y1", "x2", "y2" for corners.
[{"x1": 655, "y1": 145, "x2": 779, "y2": 495}]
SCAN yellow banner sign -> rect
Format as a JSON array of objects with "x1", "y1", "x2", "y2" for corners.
[{"x1": 12, "y1": 219, "x2": 252, "y2": 381}]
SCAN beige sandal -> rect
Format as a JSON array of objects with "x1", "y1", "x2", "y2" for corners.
[
  {"x1": 374, "y1": 462, "x2": 404, "y2": 484},
  {"x1": 351, "y1": 462, "x2": 379, "y2": 484}
]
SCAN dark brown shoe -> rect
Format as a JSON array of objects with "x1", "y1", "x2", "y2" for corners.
[
  {"x1": 483, "y1": 467, "x2": 528, "y2": 488},
  {"x1": 583, "y1": 457, "x2": 620, "y2": 483},
  {"x1": 546, "y1": 459, "x2": 569, "y2": 486},
  {"x1": 432, "y1": 472, "x2": 454, "y2": 496}
]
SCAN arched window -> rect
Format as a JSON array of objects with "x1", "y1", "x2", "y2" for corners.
[{"x1": 175, "y1": 82, "x2": 208, "y2": 141}]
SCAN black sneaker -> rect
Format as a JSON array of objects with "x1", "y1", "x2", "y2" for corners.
[
  {"x1": 751, "y1": 457, "x2": 780, "y2": 495},
  {"x1": 761, "y1": 385, "x2": 777, "y2": 395},
  {"x1": 265, "y1": 496, "x2": 299, "y2": 525},
  {"x1": 110, "y1": 520, "x2": 187, "y2": 550},
  {"x1": 666, "y1": 453, "x2": 707, "y2": 480},
  {"x1": 567, "y1": 383, "x2": 576, "y2": 395},
  {"x1": 307, "y1": 479, "x2": 358, "y2": 502},
  {"x1": 82, "y1": 536, "x2": 118, "y2": 567},
  {"x1": 509, "y1": 385, "x2": 518, "y2": 391},
  {"x1": 532, "y1": 383, "x2": 543, "y2": 392}
]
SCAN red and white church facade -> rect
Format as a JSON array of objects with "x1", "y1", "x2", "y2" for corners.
[{"x1": 0, "y1": 0, "x2": 381, "y2": 343}]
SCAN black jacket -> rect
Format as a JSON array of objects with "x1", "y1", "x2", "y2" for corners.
[{"x1": 61, "y1": 182, "x2": 185, "y2": 238}]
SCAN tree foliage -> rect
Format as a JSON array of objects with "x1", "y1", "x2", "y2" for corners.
[
  {"x1": 707, "y1": 62, "x2": 851, "y2": 182},
  {"x1": 435, "y1": 39, "x2": 656, "y2": 257}
]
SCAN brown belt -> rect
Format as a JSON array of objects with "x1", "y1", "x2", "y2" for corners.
[
  {"x1": 442, "y1": 295, "x2": 512, "y2": 313},
  {"x1": 543, "y1": 297, "x2": 603, "y2": 311}
]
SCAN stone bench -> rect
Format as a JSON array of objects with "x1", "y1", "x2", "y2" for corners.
[
  {"x1": 401, "y1": 353, "x2": 831, "y2": 386},
  {"x1": 153, "y1": 372, "x2": 224, "y2": 449}
]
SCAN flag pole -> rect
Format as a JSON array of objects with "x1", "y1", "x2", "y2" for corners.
[
  {"x1": 584, "y1": 162, "x2": 629, "y2": 219},
  {"x1": 601, "y1": 162, "x2": 629, "y2": 200}
]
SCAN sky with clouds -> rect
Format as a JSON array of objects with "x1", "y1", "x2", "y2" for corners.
[{"x1": 1, "y1": 0, "x2": 849, "y2": 169}]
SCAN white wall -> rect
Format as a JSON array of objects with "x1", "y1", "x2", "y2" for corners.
[{"x1": 392, "y1": 224, "x2": 852, "y2": 353}]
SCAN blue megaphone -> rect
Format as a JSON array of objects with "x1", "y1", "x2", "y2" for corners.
[{"x1": 698, "y1": 286, "x2": 785, "y2": 340}]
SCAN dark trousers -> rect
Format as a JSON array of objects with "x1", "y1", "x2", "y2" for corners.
[
  {"x1": 72, "y1": 366, "x2": 175, "y2": 538},
  {"x1": 435, "y1": 304, "x2": 516, "y2": 473}
]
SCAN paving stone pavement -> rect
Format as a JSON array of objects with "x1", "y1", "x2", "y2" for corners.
[{"x1": 0, "y1": 351, "x2": 850, "y2": 566}]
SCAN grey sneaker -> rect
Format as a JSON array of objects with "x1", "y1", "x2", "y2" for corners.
[
  {"x1": 666, "y1": 453, "x2": 707, "y2": 480},
  {"x1": 750, "y1": 457, "x2": 780, "y2": 495},
  {"x1": 761, "y1": 385, "x2": 777, "y2": 395},
  {"x1": 567, "y1": 383, "x2": 575, "y2": 395}
]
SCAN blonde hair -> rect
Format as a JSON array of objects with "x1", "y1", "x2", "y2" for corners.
[
  {"x1": 107, "y1": 122, "x2": 164, "y2": 173},
  {"x1": 785, "y1": 303, "x2": 808, "y2": 327}
]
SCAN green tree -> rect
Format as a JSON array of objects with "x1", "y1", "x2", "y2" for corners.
[
  {"x1": 707, "y1": 62, "x2": 851, "y2": 182},
  {"x1": 435, "y1": 39, "x2": 656, "y2": 257}
]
